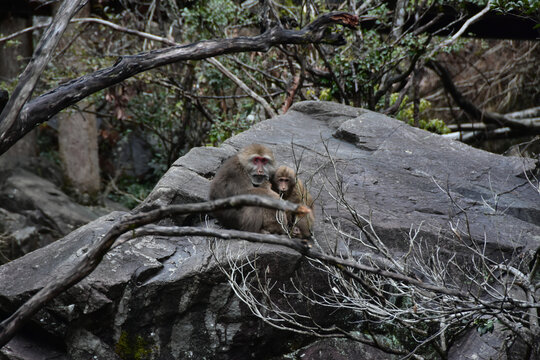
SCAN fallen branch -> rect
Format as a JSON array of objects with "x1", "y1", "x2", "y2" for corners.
[
  {"x1": 507, "y1": 106, "x2": 540, "y2": 120},
  {"x1": 444, "y1": 125, "x2": 540, "y2": 143},
  {"x1": 0, "y1": 194, "x2": 308, "y2": 347},
  {"x1": 126, "y1": 225, "x2": 469, "y2": 299}
]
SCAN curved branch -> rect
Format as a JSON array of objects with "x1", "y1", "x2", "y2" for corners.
[
  {"x1": 0, "y1": 0, "x2": 87, "y2": 150},
  {"x1": 0, "y1": 17, "x2": 168, "y2": 45},
  {"x1": 0, "y1": 194, "x2": 309, "y2": 347},
  {"x1": 434, "y1": 0, "x2": 492, "y2": 52},
  {"x1": 132, "y1": 224, "x2": 470, "y2": 298},
  {"x1": 0, "y1": 11, "x2": 358, "y2": 155}
]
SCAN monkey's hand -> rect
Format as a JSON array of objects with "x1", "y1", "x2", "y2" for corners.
[{"x1": 295, "y1": 205, "x2": 312, "y2": 217}]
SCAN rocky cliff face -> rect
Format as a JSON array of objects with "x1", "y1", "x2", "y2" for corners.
[
  {"x1": 0, "y1": 165, "x2": 106, "y2": 263},
  {"x1": 1, "y1": 101, "x2": 538, "y2": 359}
]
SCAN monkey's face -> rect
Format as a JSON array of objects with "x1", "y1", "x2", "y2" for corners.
[
  {"x1": 276, "y1": 176, "x2": 293, "y2": 194},
  {"x1": 249, "y1": 155, "x2": 274, "y2": 186},
  {"x1": 238, "y1": 144, "x2": 276, "y2": 187},
  {"x1": 273, "y1": 166, "x2": 296, "y2": 196}
]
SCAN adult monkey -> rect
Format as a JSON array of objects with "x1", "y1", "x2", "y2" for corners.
[{"x1": 209, "y1": 144, "x2": 286, "y2": 234}]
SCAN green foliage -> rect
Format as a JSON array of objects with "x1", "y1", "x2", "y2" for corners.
[
  {"x1": 180, "y1": 0, "x2": 251, "y2": 40},
  {"x1": 206, "y1": 102, "x2": 257, "y2": 146},
  {"x1": 418, "y1": 119, "x2": 451, "y2": 134},
  {"x1": 318, "y1": 88, "x2": 333, "y2": 101},
  {"x1": 4, "y1": 39, "x2": 21, "y2": 48},
  {"x1": 493, "y1": 0, "x2": 540, "y2": 14},
  {"x1": 107, "y1": 177, "x2": 154, "y2": 209},
  {"x1": 386, "y1": 93, "x2": 450, "y2": 134},
  {"x1": 0, "y1": 79, "x2": 16, "y2": 94},
  {"x1": 127, "y1": 90, "x2": 180, "y2": 152},
  {"x1": 316, "y1": 1, "x2": 476, "y2": 110},
  {"x1": 474, "y1": 318, "x2": 495, "y2": 336}
]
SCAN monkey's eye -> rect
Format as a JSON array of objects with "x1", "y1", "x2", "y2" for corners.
[{"x1": 253, "y1": 156, "x2": 268, "y2": 165}]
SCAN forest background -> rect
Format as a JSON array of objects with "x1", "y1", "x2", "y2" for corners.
[{"x1": 0, "y1": 0, "x2": 538, "y2": 210}]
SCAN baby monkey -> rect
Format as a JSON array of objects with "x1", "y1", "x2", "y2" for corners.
[
  {"x1": 272, "y1": 166, "x2": 315, "y2": 238},
  {"x1": 243, "y1": 180, "x2": 288, "y2": 235}
]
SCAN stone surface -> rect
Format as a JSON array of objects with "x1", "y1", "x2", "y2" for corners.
[
  {"x1": 0, "y1": 168, "x2": 104, "y2": 262},
  {"x1": 1, "y1": 101, "x2": 539, "y2": 359}
]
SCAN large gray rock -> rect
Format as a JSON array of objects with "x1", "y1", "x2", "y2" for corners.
[
  {"x1": 0, "y1": 101, "x2": 538, "y2": 359},
  {"x1": 0, "y1": 168, "x2": 104, "y2": 262}
]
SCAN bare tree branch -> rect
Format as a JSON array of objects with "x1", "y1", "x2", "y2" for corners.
[
  {"x1": 0, "y1": 11, "x2": 358, "y2": 155},
  {"x1": 0, "y1": 0, "x2": 87, "y2": 147},
  {"x1": 431, "y1": 0, "x2": 492, "y2": 54},
  {"x1": 0, "y1": 17, "x2": 169, "y2": 45},
  {"x1": 0, "y1": 194, "x2": 309, "y2": 347},
  {"x1": 116, "y1": 225, "x2": 310, "y2": 252},
  {"x1": 206, "y1": 58, "x2": 277, "y2": 118}
]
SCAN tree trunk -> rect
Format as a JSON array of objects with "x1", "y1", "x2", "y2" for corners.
[
  {"x1": 58, "y1": 107, "x2": 100, "y2": 199},
  {"x1": 55, "y1": 3, "x2": 101, "y2": 200},
  {"x1": 0, "y1": 14, "x2": 36, "y2": 168}
]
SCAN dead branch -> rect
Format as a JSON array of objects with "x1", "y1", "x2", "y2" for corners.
[
  {"x1": 116, "y1": 225, "x2": 310, "y2": 252},
  {"x1": 0, "y1": 194, "x2": 308, "y2": 347},
  {"x1": 118, "y1": 224, "x2": 468, "y2": 298},
  {"x1": 507, "y1": 106, "x2": 540, "y2": 120},
  {"x1": 0, "y1": 17, "x2": 171, "y2": 45},
  {"x1": 0, "y1": 0, "x2": 87, "y2": 149},
  {"x1": 0, "y1": 11, "x2": 358, "y2": 155}
]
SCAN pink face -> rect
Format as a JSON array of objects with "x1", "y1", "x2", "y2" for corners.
[{"x1": 252, "y1": 156, "x2": 270, "y2": 175}]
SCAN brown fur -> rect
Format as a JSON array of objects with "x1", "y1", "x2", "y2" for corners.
[
  {"x1": 209, "y1": 144, "x2": 283, "y2": 233},
  {"x1": 241, "y1": 181, "x2": 287, "y2": 234},
  {"x1": 272, "y1": 166, "x2": 315, "y2": 238}
]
